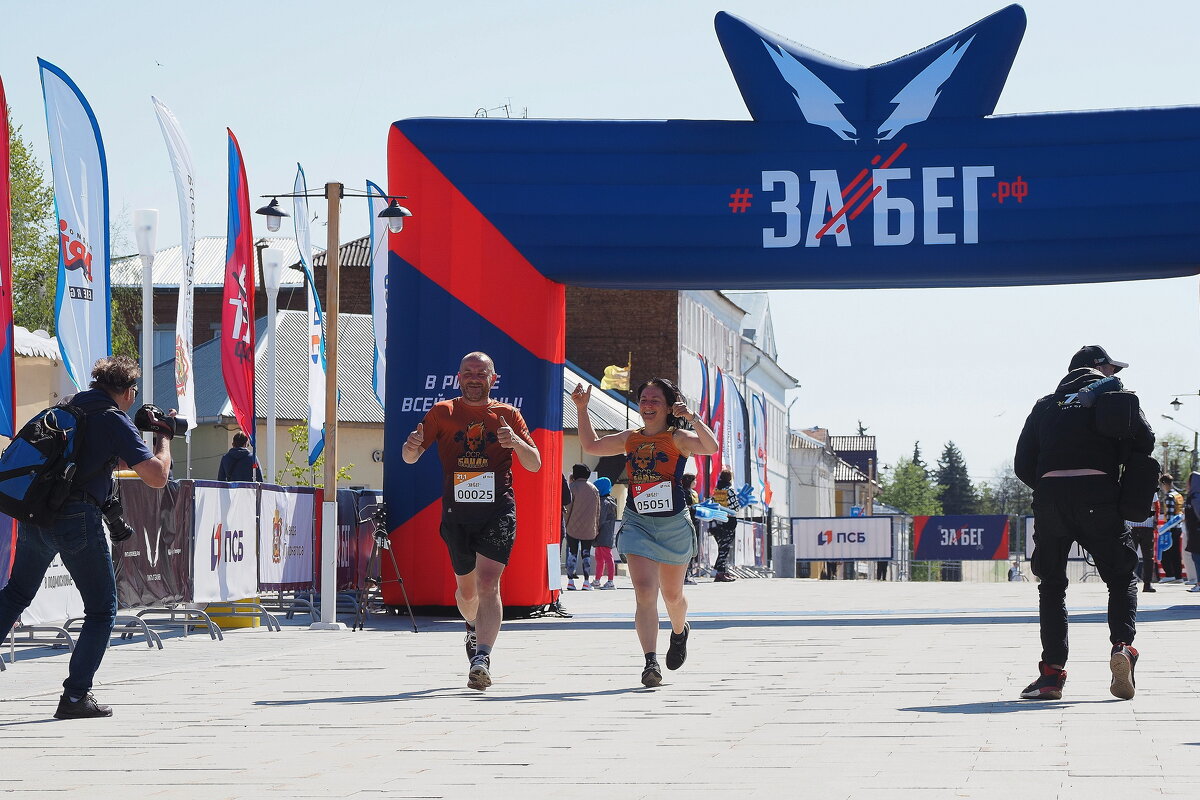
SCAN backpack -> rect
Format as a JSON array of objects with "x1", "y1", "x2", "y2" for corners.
[{"x1": 0, "y1": 403, "x2": 108, "y2": 525}]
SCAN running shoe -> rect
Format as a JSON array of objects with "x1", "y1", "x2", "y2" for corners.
[
  {"x1": 464, "y1": 625, "x2": 478, "y2": 662},
  {"x1": 641, "y1": 658, "x2": 663, "y2": 688},
  {"x1": 1109, "y1": 643, "x2": 1139, "y2": 700},
  {"x1": 54, "y1": 692, "x2": 112, "y2": 720},
  {"x1": 1142, "y1": 585, "x2": 1157, "y2": 593},
  {"x1": 1189, "y1": 584, "x2": 1200, "y2": 593},
  {"x1": 581, "y1": 582, "x2": 593, "y2": 591},
  {"x1": 713, "y1": 572, "x2": 736, "y2": 583},
  {"x1": 1020, "y1": 662, "x2": 1066, "y2": 700},
  {"x1": 468, "y1": 655, "x2": 492, "y2": 691},
  {"x1": 665, "y1": 622, "x2": 690, "y2": 671},
  {"x1": 600, "y1": 581, "x2": 615, "y2": 590},
  {"x1": 566, "y1": 580, "x2": 577, "y2": 591}
]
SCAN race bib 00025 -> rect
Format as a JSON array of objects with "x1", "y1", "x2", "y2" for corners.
[{"x1": 453, "y1": 471, "x2": 495, "y2": 503}]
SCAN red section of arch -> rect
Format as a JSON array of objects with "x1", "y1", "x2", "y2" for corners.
[
  {"x1": 383, "y1": 428, "x2": 563, "y2": 608},
  {"x1": 387, "y1": 125, "x2": 564, "y2": 364}
]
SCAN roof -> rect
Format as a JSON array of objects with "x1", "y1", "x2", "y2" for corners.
[
  {"x1": 14, "y1": 327, "x2": 60, "y2": 360},
  {"x1": 834, "y1": 459, "x2": 871, "y2": 482},
  {"x1": 790, "y1": 430, "x2": 827, "y2": 449},
  {"x1": 308, "y1": 235, "x2": 373, "y2": 270},
  {"x1": 563, "y1": 362, "x2": 642, "y2": 432},
  {"x1": 722, "y1": 291, "x2": 777, "y2": 360},
  {"x1": 111, "y1": 236, "x2": 319, "y2": 289},
  {"x1": 830, "y1": 435, "x2": 877, "y2": 452}
]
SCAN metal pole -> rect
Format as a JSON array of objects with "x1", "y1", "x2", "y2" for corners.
[
  {"x1": 314, "y1": 182, "x2": 345, "y2": 629},
  {"x1": 266, "y1": 289, "x2": 278, "y2": 483}
]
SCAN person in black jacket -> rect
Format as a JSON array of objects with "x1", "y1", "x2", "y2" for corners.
[
  {"x1": 1014, "y1": 345, "x2": 1153, "y2": 701},
  {"x1": 217, "y1": 432, "x2": 262, "y2": 482}
]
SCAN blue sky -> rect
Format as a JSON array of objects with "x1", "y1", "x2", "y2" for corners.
[{"x1": 2, "y1": 1, "x2": 1198, "y2": 478}]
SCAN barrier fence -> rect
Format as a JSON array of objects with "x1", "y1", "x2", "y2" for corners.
[{"x1": 0, "y1": 479, "x2": 383, "y2": 628}]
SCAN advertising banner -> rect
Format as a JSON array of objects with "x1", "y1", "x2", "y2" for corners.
[
  {"x1": 293, "y1": 165, "x2": 326, "y2": 465},
  {"x1": 0, "y1": 513, "x2": 12, "y2": 587},
  {"x1": 0, "y1": 76, "x2": 15, "y2": 437},
  {"x1": 792, "y1": 516, "x2": 893, "y2": 560},
  {"x1": 222, "y1": 130, "x2": 256, "y2": 440},
  {"x1": 333, "y1": 489, "x2": 381, "y2": 591},
  {"x1": 191, "y1": 482, "x2": 258, "y2": 602},
  {"x1": 20, "y1": 554, "x2": 83, "y2": 625},
  {"x1": 1022, "y1": 516, "x2": 1087, "y2": 561},
  {"x1": 113, "y1": 479, "x2": 192, "y2": 607},
  {"x1": 39, "y1": 59, "x2": 111, "y2": 389},
  {"x1": 258, "y1": 485, "x2": 315, "y2": 591},
  {"x1": 367, "y1": 180, "x2": 388, "y2": 411},
  {"x1": 151, "y1": 97, "x2": 197, "y2": 434},
  {"x1": 913, "y1": 514, "x2": 1009, "y2": 560}
]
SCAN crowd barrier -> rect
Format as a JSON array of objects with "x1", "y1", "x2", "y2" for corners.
[{"x1": 0, "y1": 480, "x2": 385, "y2": 641}]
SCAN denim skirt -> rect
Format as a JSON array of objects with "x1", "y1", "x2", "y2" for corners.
[{"x1": 617, "y1": 508, "x2": 697, "y2": 566}]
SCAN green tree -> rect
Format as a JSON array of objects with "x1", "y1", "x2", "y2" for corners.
[
  {"x1": 7, "y1": 110, "x2": 136, "y2": 357},
  {"x1": 879, "y1": 456, "x2": 943, "y2": 515},
  {"x1": 935, "y1": 441, "x2": 977, "y2": 514},
  {"x1": 277, "y1": 422, "x2": 354, "y2": 487},
  {"x1": 911, "y1": 441, "x2": 926, "y2": 473}
]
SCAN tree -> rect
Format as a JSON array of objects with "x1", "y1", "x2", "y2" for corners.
[
  {"x1": 879, "y1": 456, "x2": 943, "y2": 515},
  {"x1": 935, "y1": 442, "x2": 976, "y2": 514},
  {"x1": 7, "y1": 110, "x2": 136, "y2": 357},
  {"x1": 912, "y1": 441, "x2": 926, "y2": 473},
  {"x1": 277, "y1": 422, "x2": 354, "y2": 487},
  {"x1": 975, "y1": 465, "x2": 1033, "y2": 517}
]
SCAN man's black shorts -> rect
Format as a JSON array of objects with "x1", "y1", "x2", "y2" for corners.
[{"x1": 439, "y1": 511, "x2": 517, "y2": 575}]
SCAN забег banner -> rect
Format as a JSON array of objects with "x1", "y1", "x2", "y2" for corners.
[
  {"x1": 39, "y1": 59, "x2": 111, "y2": 389},
  {"x1": 913, "y1": 514, "x2": 1009, "y2": 561},
  {"x1": 792, "y1": 516, "x2": 893, "y2": 560}
]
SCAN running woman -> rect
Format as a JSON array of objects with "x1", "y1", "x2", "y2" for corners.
[
  {"x1": 403, "y1": 352, "x2": 542, "y2": 691},
  {"x1": 571, "y1": 378, "x2": 718, "y2": 687}
]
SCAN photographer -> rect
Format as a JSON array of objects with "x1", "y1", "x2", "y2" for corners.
[{"x1": 0, "y1": 356, "x2": 172, "y2": 720}]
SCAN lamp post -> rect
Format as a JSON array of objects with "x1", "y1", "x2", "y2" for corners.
[
  {"x1": 1161, "y1": 414, "x2": 1199, "y2": 474},
  {"x1": 256, "y1": 184, "x2": 410, "y2": 629},
  {"x1": 260, "y1": 247, "x2": 285, "y2": 484},
  {"x1": 132, "y1": 209, "x2": 158, "y2": 403}
]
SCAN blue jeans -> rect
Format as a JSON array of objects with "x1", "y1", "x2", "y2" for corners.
[{"x1": 0, "y1": 501, "x2": 116, "y2": 695}]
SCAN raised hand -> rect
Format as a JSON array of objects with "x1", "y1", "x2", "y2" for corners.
[
  {"x1": 497, "y1": 420, "x2": 516, "y2": 449},
  {"x1": 571, "y1": 383, "x2": 591, "y2": 408},
  {"x1": 406, "y1": 422, "x2": 424, "y2": 450}
]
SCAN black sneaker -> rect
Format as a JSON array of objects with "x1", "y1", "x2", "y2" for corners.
[
  {"x1": 1020, "y1": 662, "x2": 1066, "y2": 700},
  {"x1": 713, "y1": 572, "x2": 736, "y2": 583},
  {"x1": 665, "y1": 623, "x2": 690, "y2": 671},
  {"x1": 467, "y1": 655, "x2": 492, "y2": 691},
  {"x1": 641, "y1": 658, "x2": 663, "y2": 688},
  {"x1": 54, "y1": 692, "x2": 112, "y2": 720},
  {"x1": 1110, "y1": 643, "x2": 1139, "y2": 700},
  {"x1": 464, "y1": 624, "x2": 478, "y2": 662}
]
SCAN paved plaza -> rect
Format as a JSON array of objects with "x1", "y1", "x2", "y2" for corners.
[{"x1": 2, "y1": 578, "x2": 1199, "y2": 799}]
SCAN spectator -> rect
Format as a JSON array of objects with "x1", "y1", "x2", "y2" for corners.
[
  {"x1": 709, "y1": 468, "x2": 738, "y2": 582},
  {"x1": 592, "y1": 477, "x2": 618, "y2": 589},
  {"x1": 564, "y1": 464, "x2": 600, "y2": 590},
  {"x1": 681, "y1": 472, "x2": 700, "y2": 585},
  {"x1": 217, "y1": 432, "x2": 262, "y2": 482},
  {"x1": 1128, "y1": 502, "x2": 1159, "y2": 593},
  {"x1": 1186, "y1": 472, "x2": 1200, "y2": 593},
  {"x1": 1158, "y1": 474, "x2": 1185, "y2": 581}
]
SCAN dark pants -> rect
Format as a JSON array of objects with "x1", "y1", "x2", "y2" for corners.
[
  {"x1": 1132, "y1": 526, "x2": 1158, "y2": 586},
  {"x1": 1160, "y1": 530, "x2": 1184, "y2": 579},
  {"x1": 0, "y1": 502, "x2": 116, "y2": 695},
  {"x1": 710, "y1": 519, "x2": 736, "y2": 572},
  {"x1": 876, "y1": 561, "x2": 888, "y2": 580},
  {"x1": 1031, "y1": 476, "x2": 1138, "y2": 666},
  {"x1": 565, "y1": 536, "x2": 592, "y2": 579}
]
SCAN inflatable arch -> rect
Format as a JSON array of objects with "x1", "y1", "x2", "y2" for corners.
[{"x1": 383, "y1": 5, "x2": 1200, "y2": 607}]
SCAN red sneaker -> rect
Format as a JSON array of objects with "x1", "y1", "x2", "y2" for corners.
[
  {"x1": 1109, "y1": 643, "x2": 1139, "y2": 700},
  {"x1": 1020, "y1": 662, "x2": 1066, "y2": 700}
]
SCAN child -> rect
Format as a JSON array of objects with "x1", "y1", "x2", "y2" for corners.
[{"x1": 592, "y1": 478, "x2": 618, "y2": 589}]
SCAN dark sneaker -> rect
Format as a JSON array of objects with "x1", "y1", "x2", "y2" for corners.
[
  {"x1": 665, "y1": 623, "x2": 690, "y2": 671},
  {"x1": 1020, "y1": 662, "x2": 1066, "y2": 700},
  {"x1": 467, "y1": 656, "x2": 492, "y2": 691},
  {"x1": 1109, "y1": 643, "x2": 1139, "y2": 700},
  {"x1": 641, "y1": 659, "x2": 662, "y2": 688},
  {"x1": 464, "y1": 624, "x2": 478, "y2": 662},
  {"x1": 713, "y1": 572, "x2": 736, "y2": 583},
  {"x1": 1142, "y1": 584, "x2": 1156, "y2": 593},
  {"x1": 54, "y1": 692, "x2": 112, "y2": 720}
]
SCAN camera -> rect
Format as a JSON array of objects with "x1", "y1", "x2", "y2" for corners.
[
  {"x1": 101, "y1": 497, "x2": 136, "y2": 543},
  {"x1": 134, "y1": 403, "x2": 188, "y2": 439}
]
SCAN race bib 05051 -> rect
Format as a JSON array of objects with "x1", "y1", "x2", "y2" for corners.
[
  {"x1": 632, "y1": 481, "x2": 674, "y2": 514},
  {"x1": 454, "y1": 471, "x2": 495, "y2": 503}
]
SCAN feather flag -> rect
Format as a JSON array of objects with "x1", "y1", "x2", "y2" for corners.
[
  {"x1": 0, "y1": 76, "x2": 15, "y2": 437},
  {"x1": 39, "y1": 59, "x2": 111, "y2": 388},
  {"x1": 151, "y1": 97, "x2": 196, "y2": 435},
  {"x1": 600, "y1": 360, "x2": 630, "y2": 392},
  {"x1": 708, "y1": 366, "x2": 725, "y2": 492},
  {"x1": 293, "y1": 165, "x2": 325, "y2": 465},
  {"x1": 366, "y1": 180, "x2": 388, "y2": 410},
  {"x1": 693, "y1": 353, "x2": 711, "y2": 498},
  {"x1": 222, "y1": 130, "x2": 256, "y2": 441}
]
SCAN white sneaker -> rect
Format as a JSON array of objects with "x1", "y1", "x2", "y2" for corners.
[
  {"x1": 1189, "y1": 584, "x2": 1200, "y2": 593},
  {"x1": 591, "y1": 579, "x2": 602, "y2": 589},
  {"x1": 601, "y1": 581, "x2": 615, "y2": 590},
  {"x1": 581, "y1": 582, "x2": 593, "y2": 591},
  {"x1": 566, "y1": 580, "x2": 577, "y2": 591}
]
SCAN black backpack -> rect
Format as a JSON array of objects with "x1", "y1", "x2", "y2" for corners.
[{"x1": 0, "y1": 403, "x2": 110, "y2": 525}]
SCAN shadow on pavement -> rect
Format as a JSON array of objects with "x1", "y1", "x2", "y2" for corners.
[
  {"x1": 900, "y1": 699, "x2": 1123, "y2": 714},
  {"x1": 476, "y1": 686, "x2": 647, "y2": 702},
  {"x1": 254, "y1": 687, "x2": 463, "y2": 706}
]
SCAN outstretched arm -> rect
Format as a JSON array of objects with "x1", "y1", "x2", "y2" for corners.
[
  {"x1": 571, "y1": 383, "x2": 630, "y2": 456},
  {"x1": 673, "y1": 399, "x2": 718, "y2": 457}
]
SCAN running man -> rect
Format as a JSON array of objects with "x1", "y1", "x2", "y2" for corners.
[{"x1": 402, "y1": 352, "x2": 542, "y2": 690}]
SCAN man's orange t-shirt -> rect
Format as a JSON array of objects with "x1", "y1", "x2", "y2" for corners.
[{"x1": 419, "y1": 398, "x2": 534, "y2": 520}]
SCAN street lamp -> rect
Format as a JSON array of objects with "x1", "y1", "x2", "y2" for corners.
[
  {"x1": 260, "y1": 247, "x2": 285, "y2": 484},
  {"x1": 256, "y1": 182, "x2": 411, "y2": 630},
  {"x1": 133, "y1": 209, "x2": 158, "y2": 405}
]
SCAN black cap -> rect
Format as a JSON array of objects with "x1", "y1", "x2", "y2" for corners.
[{"x1": 1068, "y1": 345, "x2": 1128, "y2": 373}]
